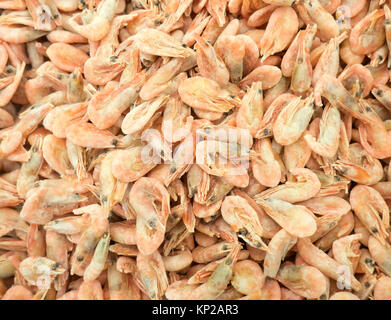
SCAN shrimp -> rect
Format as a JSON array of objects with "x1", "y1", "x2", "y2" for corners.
[
  {"x1": 178, "y1": 76, "x2": 241, "y2": 113},
  {"x1": 221, "y1": 196, "x2": 268, "y2": 249},
  {"x1": 19, "y1": 256, "x2": 65, "y2": 286},
  {"x1": 350, "y1": 185, "x2": 389, "y2": 245},
  {"x1": 259, "y1": 6, "x2": 299, "y2": 62},
  {"x1": 251, "y1": 138, "x2": 282, "y2": 187},
  {"x1": 231, "y1": 259, "x2": 265, "y2": 295},
  {"x1": 368, "y1": 236, "x2": 391, "y2": 277},
  {"x1": 66, "y1": 0, "x2": 117, "y2": 42},
  {"x1": 188, "y1": 246, "x2": 240, "y2": 300},
  {"x1": 297, "y1": 238, "x2": 361, "y2": 291},
  {"x1": 304, "y1": 105, "x2": 341, "y2": 158},
  {"x1": 129, "y1": 177, "x2": 170, "y2": 255},
  {"x1": 273, "y1": 94, "x2": 315, "y2": 146},
  {"x1": 134, "y1": 28, "x2": 194, "y2": 58},
  {"x1": 349, "y1": 9, "x2": 385, "y2": 55},
  {"x1": 136, "y1": 250, "x2": 168, "y2": 300},
  {"x1": 374, "y1": 275, "x2": 391, "y2": 300},
  {"x1": 256, "y1": 198, "x2": 317, "y2": 238},
  {"x1": 276, "y1": 264, "x2": 329, "y2": 299},
  {"x1": 264, "y1": 229, "x2": 297, "y2": 278},
  {"x1": 255, "y1": 168, "x2": 321, "y2": 203},
  {"x1": 303, "y1": 0, "x2": 339, "y2": 41}
]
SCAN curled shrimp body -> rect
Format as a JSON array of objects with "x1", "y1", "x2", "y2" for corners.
[
  {"x1": 194, "y1": 34, "x2": 230, "y2": 87},
  {"x1": 303, "y1": 0, "x2": 339, "y2": 41},
  {"x1": 231, "y1": 259, "x2": 265, "y2": 295},
  {"x1": 178, "y1": 76, "x2": 241, "y2": 113},
  {"x1": 297, "y1": 238, "x2": 361, "y2": 291},
  {"x1": 304, "y1": 105, "x2": 341, "y2": 158},
  {"x1": 264, "y1": 229, "x2": 297, "y2": 278},
  {"x1": 87, "y1": 81, "x2": 138, "y2": 130},
  {"x1": 136, "y1": 250, "x2": 168, "y2": 300},
  {"x1": 129, "y1": 177, "x2": 170, "y2": 255},
  {"x1": 221, "y1": 196, "x2": 268, "y2": 249},
  {"x1": 291, "y1": 24, "x2": 317, "y2": 94},
  {"x1": 312, "y1": 33, "x2": 347, "y2": 87},
  {"x1": 255, "y1": 168, "x2": 321, "y2": 203},
  {"x1": 260, "y1": 6, "x2": 299, "y2": 62},
  {"x1": 134, "y1": 28, "x2": 194, "y2": 58},
  {"x1": 188, "y1": 246, "x2": 240, "y2": 300},
  {"x1": 236, "y1": 81, "x2": 263, "y2": 136},
  {"x1": 334, "y1": 143, "x2": 383, "y2": 185},
  {"x1": 276, "y1": 264, "x2": 329, "y2": 300},
  {"x1": 273, "y1": 95, "x2": 315, "y2": 146},
  {"x1": 66, "y1": 0, "x2": 117, "y2": 42},
  {"x1": 349, "y1": 9, "x2": 385, "y2": 55},
  {"x1": 332, "y1": 234, "x2": 361, "y2": 275},
  {"x1": 368, "y1": 236, "x2": 391, "y2": 277},
  {"x1": 121, "y1": 95, "x2": 168, "y2": 135},
  {"x1": 66, "y1": 121, "x2": 120, "y2": 149},
  {"x1": 256, "y1": 198, "x2": 317, "y2": 238},
  {"x1": 350, "y1": 185, "x2": 389, "y2": 246},
  {"x1": 251, "y1": 138, "x2": 282, "y2": 188},
  {"x1": 374, "y1": 275, "x2": 391, "y2": 300},
  {"x1": 70, "y1": 204, "x2": 109, "y2": 276},
  {"x1": 19, "y1": 256, "x2": 65, "y2": 286}
]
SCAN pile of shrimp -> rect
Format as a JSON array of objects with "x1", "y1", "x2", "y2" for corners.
[{"x1": 1, "y1": 0, "x2": 391, "y2": 301}]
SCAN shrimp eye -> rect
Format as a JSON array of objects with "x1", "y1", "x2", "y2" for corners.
[
  {"x1": 365, "y1": 107, "x2": 371, "y2": 112},
  {"x1": 53, "y1": 14, "x2": 59, "y2": 19},
  {"x1": 364, "y1": 282, "x2": 370, "y2": 288},
  {"x1": 385, "y1": 19, "x2": 391, "y2": 24},
  {"x1": 377, "y1": 90, "x2": 383, "y2": 96},
  {"x1": 371, "y1": 227, "x2": 378, "y2": 233},
  {"x1": 182, "y1": 44, "x2": 187, "y2": 48},
  {"x1": 364, "y1": 258, "x2": 372, "y2": 264},
  {"x1": 102, "y1": 196, "x2": 108, "y2": 203},
  {"x1": 57, "y1": 74, "x2": 62, "y2": 80},
  {"x1": 225, "y1": 258, "x2": 233, "y2": 265},
  {"x1": 154, "y1": 20, "x2": 162, "y2": 25},
  {"x1": 172, "y1": 213, "x2": 178, "y2": 219},
  {"x1": 77, "y1": 256, "x2": 84, "y2": 262},
  {"x1": 230, "y1": 94, "x2": 235, "y2": 99},
  {"x1": 165, "y1": 233, "x2": 172, "y2": 240},
  {"x1": 112, "y1": 139, "x2": 118, "y2": 146},
  {"x1": 263, "y1": 129, "x2": 269, "y2": 136},
  {"x1": 148, "y1": 219, "x2": 157, "y2": 228},
  {"x1": 256, "y1": 242, "x2": 262, "y2": 248},
  {"x1": 191, "y1": 188, "x2": 197, "y2": 196},
  {"x1": 319, "y1": 294, "x2": 327, "y2": 300},
  {"x1": 52, "y1": 262, "x2": 61, "y2": 270},
  {"x1": 170, "y1": 166, "x2": 176, "y2": 173},
  {"x1": 239, "y1": 229, "x2": 248, "y2": 236},
  {"x1": 258, "y1": 89, "x2": 263, "y2": 94},
  {"x1": 297, "y1": 57, "x2": 303, "y2": 64},
  {"x1": 210, "y1": 195, "x2": 216, "y2": 202}
]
